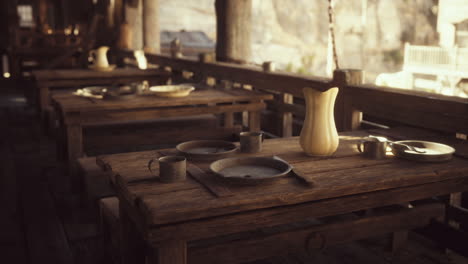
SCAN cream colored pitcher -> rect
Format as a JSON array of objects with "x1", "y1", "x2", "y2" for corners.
[
  {"x1": 299, "y1": 87, "x2": 339, "y2": 156},
  {"x1": 89, "y1": 46, "x2": 110, "y2": 68}
]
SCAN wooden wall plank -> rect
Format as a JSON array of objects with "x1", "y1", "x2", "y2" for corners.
[{"x1": 188, "y1": 203, "x2": 443, "y2": 264}]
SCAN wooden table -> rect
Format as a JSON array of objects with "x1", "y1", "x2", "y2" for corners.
[
  {"x1": 97, "y1": 128, "x2": 468, "y2": 264},
  {"x1": 53, "y1": 88, "x2": 272, "y2": 177},
  {"x1": 32, "y1": 68, "x2": 170, "y2": 120}
]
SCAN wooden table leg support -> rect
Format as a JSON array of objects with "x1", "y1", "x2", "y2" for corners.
[
  {"x1": 120, "y1": 208, "x2": 146, "y2": 264},
  {"x1": 149, "y1": 240, "x2": 187, "y2": 264},
  {"x1": 248, "y1": 110, "x2": 261, "y2": 132},
  {"x1": 66, "y1": 123, "x2": 83, "y2": 191}
]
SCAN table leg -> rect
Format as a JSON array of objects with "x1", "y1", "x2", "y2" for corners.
[
  {"x1": 391, "y1": 230, "x2": 408, "y2": 252},
  {"x1": 152, "y1": 240, "x2": 187, "y2": 264},
  {"x1": 120, "y1": 206, "x2": 146, "y2": 264},
  {"x1": 65, "y1": 123, "x2": 83, "y2": 190},
  {"x1": 38, "y1": 85, "x2": 49, "y2": 120},
  {"x1": 248, "y1": 110, "x2": 261, "y2": 132},
  {"x1": 224, "y1": 112, "x2": 234, "y2": 128}
]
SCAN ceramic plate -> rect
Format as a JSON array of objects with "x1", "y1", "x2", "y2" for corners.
[
  {"x1": 210, "y1": 157, "x2": 292, "y2": 185},
  {"x1": 148, "y1": 85, "x2": 195, "y2": 97},
  {"x1": 77, "y1": 85, "x2": 136, "y2": 100},
  {"x1": 176, "y1": 140, "x2": 237, "y2": 160},
  {"x1": 391, "y1": 140, "x2": 455, "y2": 162}
]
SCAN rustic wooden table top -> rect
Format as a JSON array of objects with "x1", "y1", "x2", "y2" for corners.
[
  {"x1": 32, "y1": 68, "x2": 169, "y2": 81},
  {"x1": 52, "y1": 88, "x2": 273, "y2": 113},
  {"x1": 97, "y1": 128, "x2": 468, "y2": 228}
]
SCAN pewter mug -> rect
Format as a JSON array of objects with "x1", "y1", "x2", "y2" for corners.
[
  {"x1": 240, "y1": 132, "x2": 264, "y2": 153},
  {"x1": 148, "y1": 156, "x2": 186, "y2": 183},
  {"x1": 357, "y1": 137, "x2": 388, "y2": 159}
]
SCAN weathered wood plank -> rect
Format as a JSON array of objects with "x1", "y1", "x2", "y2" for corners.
[
  {"x1": 119, "y1": 51, "x2": 333, "y2": 97},
  {"x1": 117, "y1": 49, "x2": 468, "y2": 136},
  {"x1": 346, "y1": 85, "x2": 468, "y2": 134},
  {"x1": 135, "y1": 155, "x2": 468, "y2": 226},
  {"x1": 147, "y1": 177, "x2": 468, "y2": 243},
  {"x1": 53, "y1": 89, "x2": 272, "y2": 113},
  {"x1": 76, "y1": 102, "x2": 266, "y2": 125},
  {"x1": 98, "y1": 132, "x2": 367, "y2": 186},
  {"x1": 32, "y1": 68, "x2": 168, "y2": 81},
  {"x1": 188, "y1": 202, "x2": 443, "y2": 264}
]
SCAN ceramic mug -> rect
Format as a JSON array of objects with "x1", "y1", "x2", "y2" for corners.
[
  {"x1": 240, "y1": 132, "x2": 264, "y2": 153},
  {"x1": 148, "y1": 156, "x2": 186, "y2": 183},
  {"x1": 357, "y1": 137, "x2": 388, "y2": 159}
]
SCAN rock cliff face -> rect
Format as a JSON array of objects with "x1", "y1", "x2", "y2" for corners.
[{"x1": 159, "y1": 0, "x2": 438, "y2": 82}]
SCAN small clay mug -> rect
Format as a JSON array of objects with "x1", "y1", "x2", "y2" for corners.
[
  {"x1": 148, "y1": 156, "x2": 186, "y2": 183},
  {"x1": 357, "y1": 137, "x2": 388, "y2": 159},
  {"x1": 240, "y1": 131, "x2": 264, "y2": 153}
]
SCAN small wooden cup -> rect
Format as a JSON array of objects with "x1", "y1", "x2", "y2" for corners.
[
  {"x1": 148, "y1": 156, "x2": 186, "y2": 183},
  {"x1": 240, "y1": 132, "x2": 264, "y2": 153}
]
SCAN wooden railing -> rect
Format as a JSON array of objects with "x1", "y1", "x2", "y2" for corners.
[
  {"x1": 117, "y1": 49, "x2": 468, "y2": 138},
  {"x1": 403, "y1": 43, "x2": 468, "y2": 75}
]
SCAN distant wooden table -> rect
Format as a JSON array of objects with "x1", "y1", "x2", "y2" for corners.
[
  {"x1": 53, "y1": 88, "x2": 272, "y2": 176},
  {"x1": 97, "y1": 129, "x2": 468, "y2": 264},
  {"x1": 32, "y1": 68, "x2": 170, "y2": 120}
]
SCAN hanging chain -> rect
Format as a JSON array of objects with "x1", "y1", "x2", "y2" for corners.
[{"x1": 328, "y1": 0, "x2": 340, "y2": 69}]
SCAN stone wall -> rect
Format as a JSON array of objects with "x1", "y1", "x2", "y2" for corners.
[{"x1": 159, "y1": 0, "x2": 439, "y2": 82}]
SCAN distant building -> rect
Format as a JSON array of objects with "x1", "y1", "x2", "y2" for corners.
[{"x1": 437, "y1": 0, "x2": 468, "y2": 47}]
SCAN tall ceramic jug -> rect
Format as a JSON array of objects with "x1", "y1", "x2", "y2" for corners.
[
  {"x1": 299, "y1": 87, "x2": 339, "y2": 156},
  {"x1": 89, "y1": 46, "x2": 110, "y2": 68}
]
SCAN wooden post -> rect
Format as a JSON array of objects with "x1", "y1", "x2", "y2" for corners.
[
  {"x1": 125, "y1": 0, "x2": 143, "y2": 50},
  {"x1": 170, "y1": 38, "x2": 182, "y2": 58},
  {"x1": 143, "y1": 0, "x2": 160, "y2": 53},
  {"x1": 333, "y1": 69, "x2": 364, "y2": 132},
  {"x1": 197, "y1": 53, "x2": 216, "y2": 85},
  {"x1": 37, "y1": 0, "x2": 49, "y2": 33},
  {"x1": 264, "y1": 61, "x2": 293, "y2": 137},
  {"x1": 215, "y1": 0, "x2": 252, "y2": 63}
]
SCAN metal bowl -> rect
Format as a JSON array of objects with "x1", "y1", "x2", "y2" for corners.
[
  {"x1": 176, "y1": 140, "x2": 237, "y2": 160},
  {"x1": 147, "y1": 84, "x2": 195, "y2": 97},
  {"x1": 391, "y1": 140, "x2": 455, "y2": 162},
  {"x1": 210, "y1": 157, "x2": 292, "y2": 185}
]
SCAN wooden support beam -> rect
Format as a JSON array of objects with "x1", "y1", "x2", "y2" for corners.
[
  {"x1": 143, "y1": 0, "x2": 160, "y2": 53},
  {"x1": 215, "y1": 0, "x2": 252, "y2": 63},
  {"x1": 125, "y1": 0, "x2": 143, "y2": 50},
  {"x1": 333, "y1": 69, "x2": 364, "y2": 132},
  {"x1": 276, "y1": 93, "x2": 293, "y2": 137}
]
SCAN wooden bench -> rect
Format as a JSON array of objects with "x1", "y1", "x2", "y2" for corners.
[{"x1": 78, "y1": 157, "x2": 115, "y2": 211}]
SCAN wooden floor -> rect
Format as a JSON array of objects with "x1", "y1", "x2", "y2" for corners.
[{"x1": 1, "y1": 89, "x2": 468, "y2": 264}]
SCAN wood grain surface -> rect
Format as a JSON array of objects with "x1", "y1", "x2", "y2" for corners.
[
  {"x1": 52, "y1": 88, "x2": 272, "y2": 113},
  {"x1": 97, "y1": 130, "x2": 468, "y2": 228}
]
